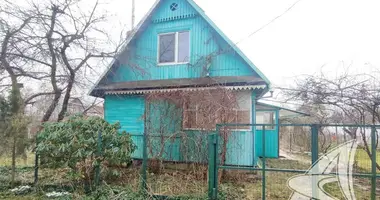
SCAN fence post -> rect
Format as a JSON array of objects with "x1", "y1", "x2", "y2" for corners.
[
  {"x1": 208, "y1": 127, "x2": 219, "y2": 200},
  {"x1": 311, "y1": 124, "x2": 319, "y2": 165},
  {"x1": 34, "y1": 133, "x2": 39, "y2": 189},
  {"x1": 371, "y1": 126, "x2": 376, "y2": 200},
  {"x1": 141, "y1": 132, "x2": 148, "y2": 194},
  {"x1": 262, "y1": 125, "x2": 266, "y2": 200},
  {"x1": 311, "y1": 124, "x2": 319, "y2": 199},
  {"x1": 208, "y1": 134, "x2": 216, "y2": 199},
  {"x1": 94, "y1": 131, "x2": 102, "y2": 187}
]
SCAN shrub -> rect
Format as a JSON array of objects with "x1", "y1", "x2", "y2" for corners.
[{"x1": 36, "y1": 115, "x2": 136, "y2": 185}]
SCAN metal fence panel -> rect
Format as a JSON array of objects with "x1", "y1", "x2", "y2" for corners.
[{"x1": 208, "y1": 124, "x2": 380, "y2": 200}]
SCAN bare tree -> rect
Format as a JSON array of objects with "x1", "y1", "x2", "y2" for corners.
[
  {"x1": 0, "y1": 1, "x2": 37, "y2": 186},
  {"x1": 0, "y1": 0, "x2": 125, "y2": 185},
  {"x1": 283, "y1": 67, "x2": 380, "y2": 170},
  {"x1": 1, "y1": 0, "x2": 124, "y2": 123}
]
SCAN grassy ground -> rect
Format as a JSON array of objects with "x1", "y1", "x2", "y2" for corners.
[
  {"x1": 356, "y1": 148, "x2": 380, "y2": 173},
  {"x1": 283, "y1": 148, "x2": 380, "y2": 173},
  {"x1": 0, "y1": 152, "x2": 35, "y2": 167},
  {"x1": 0, "y1": 156, "x2": 378, "y2": 199}
]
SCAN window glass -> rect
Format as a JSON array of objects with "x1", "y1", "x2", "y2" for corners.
[
  {"x1": 183, "y1": 101, "x2": 196, "y2": 129},
  {"x1": 237, "y1": 111, "x2": 250, "y2": 124},
  {"x1": 183, "y1": 92, "x2": 251, "y2": 130},
  {"x1": 159, "y1": 33, "x2": 175, "y2": 63},
  {"x1": 256, "y1": 111, "x2": 275, "y2": 130},
  {"x1": 178, "y1": 31, "x2": 190, "y2": 62},
  {"x1": 183, "y1": 110, "x2": 196, "y2": 128}
]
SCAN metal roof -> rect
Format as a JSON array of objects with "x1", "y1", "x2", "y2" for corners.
[
  {"x1": 106, "y1": 85, "x2": 266, "y2": 95},
  {"x1": 256, "y1": 102, "x2": 310, "y2": 118},
  {"x1": 91, "y1": 76, "x2": 266, "y2": 97}
]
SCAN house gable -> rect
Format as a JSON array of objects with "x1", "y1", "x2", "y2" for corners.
[{"x1": 93, "y1": 0, "x2": 270, "y2": 92}]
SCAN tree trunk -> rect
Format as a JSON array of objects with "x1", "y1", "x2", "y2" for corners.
[
  {"x1": 41, "y1": 92, "x2": 61, "y2": 122},
  {"x1": 57, "y1": 74, "x2": 75, "y2": 121},
  {"x1": 9, "y1": 74, "x2": 21, "y2": 187},
  {"x1": 360, "y1": 131, "x2": 380, "y2": 171},
  {"x1": 11, "y1": 135, "x2": 16, "y2": 187}
]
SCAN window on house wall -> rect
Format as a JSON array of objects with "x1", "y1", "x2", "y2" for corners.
[
  {"x1": 158, "y1": 31, "x2": 189, "y2": 64},
  {"x1": 183, "y1": 103, "x2": 197, "y2": 129},
  {"x1": 256, "y1": 111, "x2": 275, "y2": 130},
  {"x1": 183, "y1": 92, "x2": 251, "y2": 130}
]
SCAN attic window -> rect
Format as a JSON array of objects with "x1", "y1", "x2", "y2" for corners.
[
  {"x1": 170, "y1": 3, "x2": 178, "y2": 11},
  {"x1": 158, "y1": 31, "x2": 190, "y2": 64}
]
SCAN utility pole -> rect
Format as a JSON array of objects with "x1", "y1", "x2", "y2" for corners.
[{"x1": 131, "y1": 0, "x2": 135, "y2": 29}]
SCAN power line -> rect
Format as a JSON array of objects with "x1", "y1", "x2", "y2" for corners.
[
  {"x1": 131, "y1": 0, "x2": 135, "y2": 29},
  {"x1": 235, "y1": 0, "x2": 304, "y2": 46}
]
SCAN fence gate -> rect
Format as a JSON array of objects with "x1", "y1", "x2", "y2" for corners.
[{"x1": 208, "y1": 124, "x2": 379, "y2": 200}]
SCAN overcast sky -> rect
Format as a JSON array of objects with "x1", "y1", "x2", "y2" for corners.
[{"x1": 101, "y1": 0, "x2": 380, "y2": 88}]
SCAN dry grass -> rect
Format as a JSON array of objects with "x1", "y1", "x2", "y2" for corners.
[
  {"x1": 0, "y1": 158, "x2": 378, "y2": 199},
  {"x1": 0, "y1": 152, "x2": 35, "y2": 167},
  {"x1": 218, "y1": 159, "x2": 377, "y2": 199},
  {"x1": 108, "y1": 163, "x2": 208, "y2": 197}
]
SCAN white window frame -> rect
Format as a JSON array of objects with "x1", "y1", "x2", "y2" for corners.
[
  {"x1": 157, "y1": 31, "x2": 190, "y2": 66},
  {"x1": 256, "y1": 111, "x2": 275, "y2": 130}
]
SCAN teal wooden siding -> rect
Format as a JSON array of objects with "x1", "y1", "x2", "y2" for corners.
[
  {"x1": 105, "y1": 0, "x2": 259, "y2": 83},
  {"x1": 143, "y1": 130, "x2": 254, "y2": 166},
  {"x1": 146, "y1": 98, "x2": 254, "y2": 165},
  {"x1": 255, "y1": 130, "x2": 279, "y2": 158},
  {"x1": 251, "y1": 91, "x2": 256, "y2": 164},
  {"x1": 224, "y1": 131, "x2": 254, "y2": 166},
  {"x1": 146, "y1": 100, "x2": 182, "y2": 161},
  {"x1": 104, "y1": 93, "x2": 278, "y2": 165},
  {"x1": 99, "y1": 0, "x2": 277, "y2": 166},
  {"x1": 104, "y1": 95, "x2": 145, "y2": 158},
  {"x1": 254, "y1": 109, "x2": 280, "y2": 158}
]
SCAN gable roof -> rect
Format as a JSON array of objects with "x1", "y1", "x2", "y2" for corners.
[{"x1": 89, "y1": 0, "x2": 271, "y2": 96}]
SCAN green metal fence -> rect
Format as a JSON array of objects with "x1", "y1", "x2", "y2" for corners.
[
  {"x1": 28, "y1": 123, "x2": 379, "y2": 199},
  {"x1": 208, "y1": 124, "x2": 379, "y2": 200}
]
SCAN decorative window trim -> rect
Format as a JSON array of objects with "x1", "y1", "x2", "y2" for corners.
[
  {"x1": 157, "y1": 31, "x2": 190, "y2": 65},
  {"x1": 105, "y1": 85, "x2": 266, "y2": 95},
  {"x1": 170, "y1": 3, "x2": 179, "y2": 11}
]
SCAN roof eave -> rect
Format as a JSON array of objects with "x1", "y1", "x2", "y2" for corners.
[
  {"x1": 92, "y1": 80, "x2": 267, "y2": 98},
  {"x1": 88, "y1": 0, "x2": 161, "y2": 96},
  {"x1": 256, "y1": 102, "x2": 310, "y2": 117},
  {"x1": 186, "y1": 0, "x2": 271, "y2": 85}
]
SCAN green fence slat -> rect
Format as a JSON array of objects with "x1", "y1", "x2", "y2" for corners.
[
  {"x1": 262, "y1": 125, "x2": 266, "y2": 200},
  {"x1": 208, "y1": 134, "x2": 216, "y2": 199},
  {"x1": 211, "y1": 123, "x2": 379, "y2": 200},
  {"x1": 311, "y1": 124, "x2": 319, "y2": 199},
  {"x1": 141, "y1": 132, "x2": 148, "y2": 193},
  {"x1": 371, "y1": 126, "x2": 377, "y2": 200}
]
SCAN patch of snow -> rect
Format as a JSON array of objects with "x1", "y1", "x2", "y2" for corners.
[
  {"x1": 10, "y1": 185, "x2": 32, "y2": 195},
  {"x1": 46, "y1": 191, "x2": 71, "y2": 198}
]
